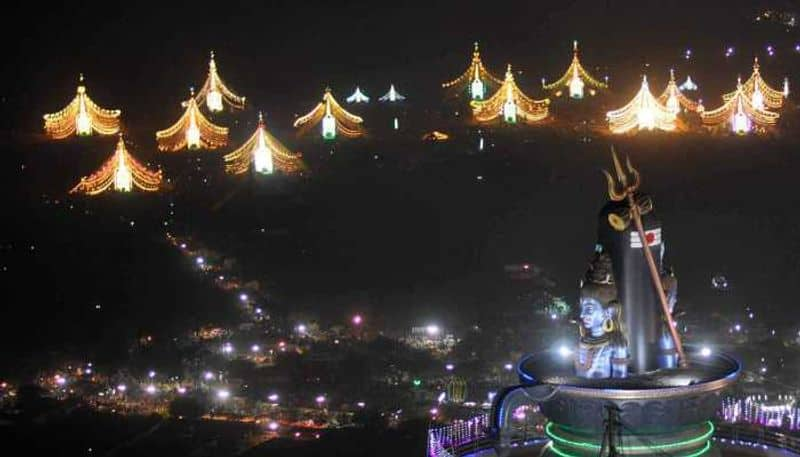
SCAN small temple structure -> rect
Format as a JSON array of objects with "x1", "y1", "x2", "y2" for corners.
[
  {"x1": 542, "y1": 41, "x2": 608, "y2": 99},
  {"x1": 43, "y1": 74, "x2": 121, "y2": 139},
  {"x1": 293, "y1": 88, "x2": 365, "y2": 140},
  {"x1": 156, "y1": 89, "x2": 228, "y2": 151},
  {"x1": 723, "y1": 57, "x2": 785, "y2": 110},
  {"x1": 378, "y1": 84, "x2": 406, "y2": 102},
  {"x1": 441, "y1": 42, "x2": 503, "y2": 100},
  {"x1": 224, "y1": 112, "x2": 305, "y2": 175},
  {"x1": 658, "y1": 69, "x2": 701, "y2": 115},
  {"x1": 70, "y1": 135, "x2": 162, "y2": 195},
  {"x1": 471, "y1": 64, "x2": 549, "y2": 124},
  {"x1": 346, "y1": 86, "x2": 370, "y2": 103},
  {"x1": 193, "y1": 51, "x2": 246, "y2": 113}
]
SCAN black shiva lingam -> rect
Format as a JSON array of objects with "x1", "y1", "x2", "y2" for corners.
[{"x1": 491, "y1": 150, "x2": 740, "y2": 457}]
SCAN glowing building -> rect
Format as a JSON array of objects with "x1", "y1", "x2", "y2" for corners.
[
  {"x1": 346, "y1": 86, "x2": 370, "y2": 103},
  {"x1": 293, "y1": 88, "x2": 365, "y2": 140},
  {"x1": 156, "y1": 89, "x2": 228, "y2": 151},
  {"x1": 607, "y1": 75, "x2": 675, "y2": 134},
  {"x1": 702, "y1": 78, "x2": 779, "y2": 135},
  {"x1": 658, "y1": 69, "x2": 701, "y2": 115},
  {"x1": 442, "y1": 42, "x2": 503, "y2": 100},
  {"x1": 471, "y1": 64, "x2": 549, "y2": 124},
  {"x1": 70, "y1": 135, "x2": 162, "y2": 195},
  {"x1": 679, "y1": 75, "x2": 698, "y2": 91},
  {"x1": 43, "y1": 74, "x2": 121, "y2": 139},
  {"x1": 193, "y1": 51, "x2": 246, "y2": 113},
  {"x1": 723, "y1": 57, "x2": 785, "y2": 110},
  {"x1": 379, "y1": 84, "x2": 406, "y2": 102},
  {"x1": 224, "y1": 112, "x2": 305, "y2": 175},
  {"x1": 543, "y1": 41, "x2": 608, "y2": 99}
]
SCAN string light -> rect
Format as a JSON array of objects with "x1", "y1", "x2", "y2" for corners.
[
  {"x1": 293, "y1": 88, "x2": 365, "y2": 140},
  {"x1": 224, "y1": 112, "x2": 305, "y2": 175},
  {"x1": 193, "y1": 51, "x2": 246, "y2": 112},
  {"x1": 43, "y1": 74, "x2": 121, "y2": 139},
  {"x1": 702, "y1": 77, "x2": 779, "y2": 135},
  {"x1": 156, "y1": 89, "x2": 228, "y2": 152},
  {"x1": 543, "y1": 40, "x2": 608, "y2": 99},
  {"x1": 346, "y1": 86, "x2": 370, "y2": 103},
  {"x1": 658, "y1": 69, "x2": 701, "y2": 114},
  {"x1": 722, "y1": 57, "x2": 784, "y2": 110},
  {"x1": 378, "y1": 84, "x2": 406, "y2": 102},
  {"x1": 70, "y1": 135, "x2": 162, "y2": 195},
  {"x1": 442, "y1": 42, "x2": 503, "y2": 100},
  {"x1": 471, "y1": 64, "x2": 549, "y2": 124},
  {"x1": 607, "y1": 75, "x2": 675, "y2": 133}
]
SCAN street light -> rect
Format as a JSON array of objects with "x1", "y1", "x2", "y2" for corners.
[{"x1": 217, "y1": 389, "x2": 230, "y2": 400}]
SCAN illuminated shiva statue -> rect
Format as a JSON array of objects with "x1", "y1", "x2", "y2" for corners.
[{"x1": 575, "y1": 249, "x2": 628, "y2": 378}]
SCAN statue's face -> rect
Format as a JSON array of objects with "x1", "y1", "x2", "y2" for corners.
[{"x1": 580, "y1": 298, "x2": 607, "y2": 333}]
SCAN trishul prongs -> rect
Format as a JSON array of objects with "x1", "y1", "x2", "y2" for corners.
[{"x1": 603, "y1": 146, "x2": 641, "y2": 202}]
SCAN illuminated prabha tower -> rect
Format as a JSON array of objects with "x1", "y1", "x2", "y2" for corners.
[
  {"x1": 607, "y1": 75, "x2": 675, "y2": 133},
  {"x1": 193, "y1": 51, "x2": 246, "y2": 113},
  {"x1": 543, "y1": 40, "x2": 608, "y2": 99},
  {"x1": 658, "y1": 69, "x2": 701, "y2": 115},
  {"x1": 224, "y1": 112, "x2": 305, "y2": 175},
  {"x1": 70, "y1": 135, "x2": 162, "y2": 195},
  {"x1": 156, "y1": 89, "x2": 229, "y2": 152},
  {"x1": 442, "y1": 42, "x2": 503, "y2": 100},
  {"x1": 43, "y1": 74, "x2": 121, "y2": 139},
  {"x1": 379, "y1": 84, "x2": 406, "y2": 102},
  {"x1": 723, "y1": 57, "x2": 785, "y2": 111},
  {"x1": 701, "y1": 77, "x2": 779, "y2": 135},
  {"x1": 293, "y1": 88, "x2": 365, "y2": 140},
  {"x1": 471, "y1": 64, "x2": 550, "y2": 124}
]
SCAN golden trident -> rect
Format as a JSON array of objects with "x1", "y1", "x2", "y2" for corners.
[{"x1": 602, "y1": 147, "x2": 687, "y2": 368}]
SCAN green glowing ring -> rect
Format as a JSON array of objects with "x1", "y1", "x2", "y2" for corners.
[
  {"x1": 548, "y1": 440, "x2": 712, "y2": 457},
  {"x1": 545, "y1": 421, "x2": 714, "y2": 452}
]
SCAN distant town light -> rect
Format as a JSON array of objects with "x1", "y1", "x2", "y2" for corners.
[
  {"x1": 116, "y1": 384, "x2": 126, "y2": 392},
  {"x1": 255, "y1": 308, "x2": 262, "y2": 314},
  {"x1": 734, "y1": 324, "x2": 742, "y2": 332},
  {"x1": 412, "y1": 378, "x2": 422, "y2": 387},
  {"x1": 204, "y1": 372, "x2": 214, "y2": 381},
  {"x1": 146, "y1": 384, "x2": 157, "y2": 394},
  {"x1": 217, "y1": 389, "x2": 230, "y2": 400},
  {"x1": 268, "y1": 393, "x2": 279, "y2": 402},
  {"x1": 55, "y1": 375, "x2": 66, "y2": 386},
  {"x1": 297, "y1": 324, "x2": 307, "y2": 334},
  {"x1": 425, "y1": 324, "x2": 440, "y2": 336},
  {"x1": 488, "y1": 391, "x2": 497, "y2": 401},
  {"x1": 195, "y1": 256, "x2": 204, "y2": 265},
  {"x1": 239, "y1": 293, "x2": 248, "y2": 302},
  {"x1": 177, "y1": 386, "x2": 187, "y2": 394},
  {"x1": 180, "y1": 243, "x2": 187, "y2": 249},
  {"x1": 504, "y1": 363, "x2": 513, "y2": 371},
  {"x1": 148, "y1": 370, "x2": 156, "y2": 378},
  {"x1": 445, "y1": 363, "x2": 455, "y2": 371},
  {"x1": 700, "y1": 346, "x2": 712, "y2": 357},
  {"x1": 315, "y1": 395, "x2": 326, "y2": 404},
  {"x1": 430, "y1": 408, "x2": 439, "y2": 416},
  {"x1": 357, "y1": 401, "x2": 366, "y2": 408},
  {"x1": 352, "y1": 314, "x2": 363, "y2": 325},
  {"x1": 437, "y1": 392, "x2": 446, "y2": 403},
  {"x1": 558, "y1": 345, "x2": 573, "y2": 358},
  {"x1": 268, "y1": 421, "x2": 279, "y2": 431},
  {"x1": 251, "y1": 344, "x2": 260, "y2": 352},
  {"x1": 222, "y1": 343, "x2": 234, "y2": 354}
]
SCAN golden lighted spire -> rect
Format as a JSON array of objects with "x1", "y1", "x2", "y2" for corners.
[
  {"x1": 194, "y1": 51, "x2": 246, "y2": 112},
  {"x1": 722, "y1": 57, "x2": 784, "y2": 110},
  {"x1": 442, "y1": 42, "x2": 504, "y2": 99},
  {"x1": 470, "y1": 64, "x2": 549, "y2": 124},
  {"x1": 607, "y1": 75, "x2": 675, "y2": 134},
  {"x1": 702, "y1": 77, "x2": 779, "y2": 135},
  {"x1": 657, "y1": 69, "x2": 700, "y2": 114},
  {"x1": 543, "y1": 40, "x2": 607, "y2": 98},
  {"x1": 225, "y1": 112, "x2": 305, "y2": 175},
  {"x1": 43, "y1": 74, "x2": 121, "y2": 139},
  {"x1": 293, "y1": 88, "x2": 365, "y2": 139},
  {"x1": 70, "y1": 135, "x2": 162, "y2": 195},
  {"x1": 156, "y1": 89, "x2": 228, "y2": 151}
]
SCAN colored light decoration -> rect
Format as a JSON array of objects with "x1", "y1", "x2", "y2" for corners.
[
  {"x1": 684, "y1": 48, "x2": 692, "y2": 60},
  {"x1": 471, "y1": 64, "x2": 550, "y2": 124},
  {"x1": 442, "y1": 42, "x2": 503, "y2": 100},
  {"x1": 379, "y1": 84, "x2": 406, "y2": 102},
  {"x1": 346, "y1": 86, "x2": 370, "y2": 103},
  {"x1": 412, "y1": 379, "x2": 422, "y2": 387},
  {"x1": 766, "y1": 45, "x2": 774, "y2": 57},
  {"x1": 352, "y1": 314, "x2": 363, "y2": 325},
  {"x1": 224, "y1": 112, "x2": 304, "y2": 175},
  {"x1": 725, "y1": 46, "x2": 735, "y2": 58},
  {"x1": 156, "y1": 89, "x2": 228, "y2": 152},
  {"x1": 702, "y1": 77, "x2": 779, "y2": 134},
  {"x1": 679, "y1": 75, "x2": 698, "y2": 91},
  {"x1": 193, "y1": 51, "x2": 245, "y2": 113},
  {"x1": 294, "y1": 88, "x2": 365, "y2": 140},
  {"x1": 43, "y1": 74, "x2": 121, "y2": 139},
  {"x1": 723, "y1": 57, "x2": 785, "y2": 109},
  {"x1": 607, "y1": 75, "x2": 675, "y2": 133},
  {"x1": 70, "y1": 135, "x2": 163, "y2": 196},
  {"x1": 658, "y1": 69, "x2": 701, "y2": 115},
  {"x1": 543, "y1": 41, "x2": 607, "y2": 99}
]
